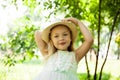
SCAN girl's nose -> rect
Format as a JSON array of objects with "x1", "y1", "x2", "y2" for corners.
[{"x1": 59, "y1": 36, "x2": 64, "y2": 41}]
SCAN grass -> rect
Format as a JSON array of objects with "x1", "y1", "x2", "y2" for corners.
[
  {"x1": 77, "y1": 58, "x2": 120, "y2": 80},
  {"x1": 0, "y1": 58, "x2": 120, "y2": 80}
]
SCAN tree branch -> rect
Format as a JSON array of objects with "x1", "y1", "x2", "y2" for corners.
[
  {"x1": 99, "y1": 8, "x2": 120, "y2": 80},
  {"x1": 94, "y1": 0, "x2": 102, "y2": 79}
]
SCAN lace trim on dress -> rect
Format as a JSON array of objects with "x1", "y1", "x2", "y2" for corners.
[{"x1": 54, "y1": 50, "x2": 78, "y2": 73}]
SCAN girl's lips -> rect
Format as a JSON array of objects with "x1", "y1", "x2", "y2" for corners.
[{"x1": 59, "y1": 42, "x2": 66, "y2": 45}]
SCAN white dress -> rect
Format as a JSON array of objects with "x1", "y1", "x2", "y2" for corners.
[{"x1": 34, "y1": 50, "x2": 79, "y2": 80}]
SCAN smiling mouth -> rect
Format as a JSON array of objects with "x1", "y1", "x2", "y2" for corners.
[{"x1": 59, "y1": 42, "x2": 66, "y2": 45}]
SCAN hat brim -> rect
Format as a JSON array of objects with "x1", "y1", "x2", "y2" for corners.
[{"x1": 41, "y1": 21, "x2": 78, "y2": 43}]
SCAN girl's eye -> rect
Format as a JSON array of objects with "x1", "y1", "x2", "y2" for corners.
[
  {"x1": 54, "y1": 35, "x2": 59, "y2": 38},
  {"x1": 63, "y1": 33, "x2": 68, "y2": 36}
]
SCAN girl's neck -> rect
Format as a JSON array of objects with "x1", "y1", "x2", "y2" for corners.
[{"x1": 57, "y1": 49, "x2": 70, "y2": 53}]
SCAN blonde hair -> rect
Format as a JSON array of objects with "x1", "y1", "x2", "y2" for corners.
[{"x1": 45, "y1": 25, "x2": 74, "y2": 60}]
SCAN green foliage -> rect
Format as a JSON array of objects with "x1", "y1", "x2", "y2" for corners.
[
  {"x1": 3, "y1": 54, "x2": 17, "y2": 67},
  {"x1": 2, "y1": 25, "x2": 39, "y2": 66},
  {"x1": 101, "y1": 0, "x2": 120, "y2": 30},
  {"x1": 115, "y1": 32, "x2": 120, "y2": 47},
  {"x1": 9, "y1": 25, "x2": 34, "y2": 53},
  {"x1": 43, "y1": 0, "x2": 99, "y2": 42},
  {"x1": 102, "y1": 0, "x2": 120, "y2": 16},
  {"x1": 22, "y1": 0, "x2": 39, "y2": 14},
  {"x1": 77, "y1": 73, "x2": 111, "y2": 80},
  {"x1": 0, "y1": 35, "x2": 8, "y2": 51}
]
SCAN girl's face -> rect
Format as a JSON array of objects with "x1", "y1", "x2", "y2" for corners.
[{"x1": 50, "y1": 25, "x2": 71, "y2": 51}]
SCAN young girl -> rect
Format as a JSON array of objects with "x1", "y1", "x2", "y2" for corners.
[{"x1": 34, "y1": 17, "x2": 93, "y2": 80}]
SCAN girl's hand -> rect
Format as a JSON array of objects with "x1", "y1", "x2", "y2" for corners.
[{"x1": 62, "y1": 17, "x2": 79, "y2": 25}]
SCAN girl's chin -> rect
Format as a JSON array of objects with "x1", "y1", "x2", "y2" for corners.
[{"x1": 57, "y1": 48, "x2": 67, "y2": 51}]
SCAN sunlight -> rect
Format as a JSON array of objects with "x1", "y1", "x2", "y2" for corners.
[
  {"x1": 0, "y1": 0, "x2": 65, "y2": 35},
  {"x1": 0, "y1": 0, "x2": 27, "y2": 36}
]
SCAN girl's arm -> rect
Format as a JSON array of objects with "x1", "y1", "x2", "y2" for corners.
[
  {"x1": 75, "y1": 21, "x2": 94, "y2": 62},
  {"x1": 62, "y1": 17, "x2": 94, "y2": 62},
  {"x1": 34, "y1": 30, "x2": 48, "y2": 57}
]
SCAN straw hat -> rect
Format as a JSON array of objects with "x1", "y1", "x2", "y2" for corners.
[{"x1": 41, "y1": 21, "x2": 78, "y2": 43}]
